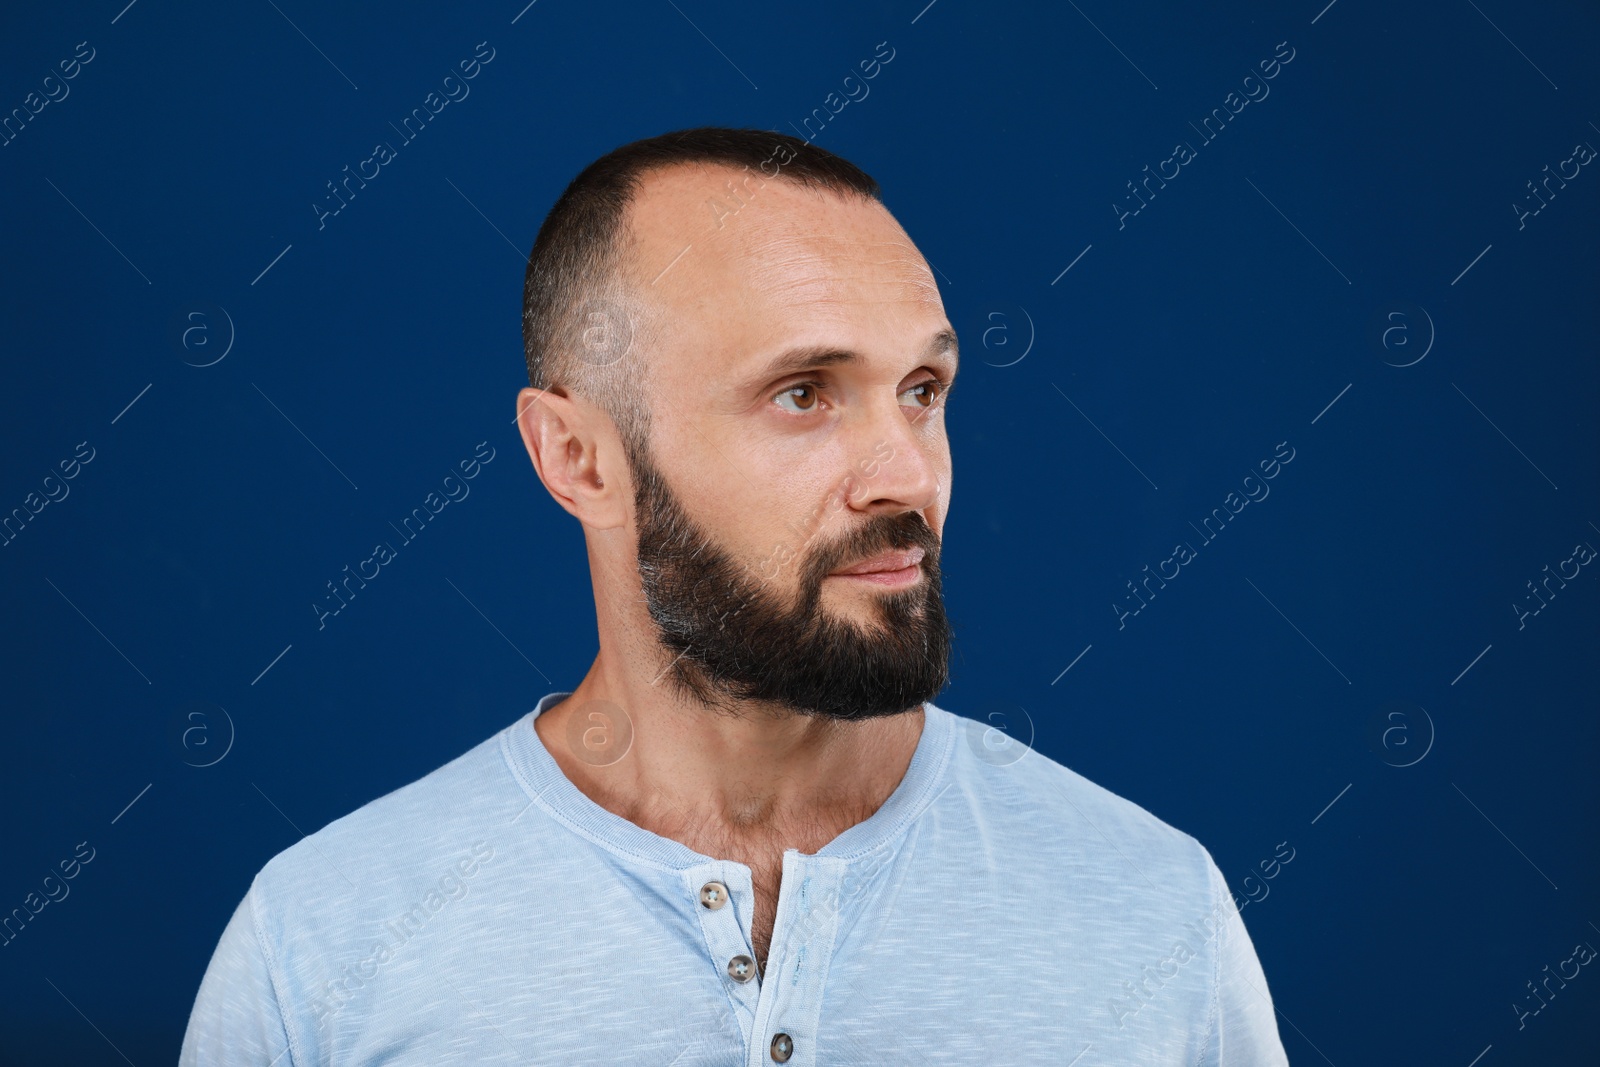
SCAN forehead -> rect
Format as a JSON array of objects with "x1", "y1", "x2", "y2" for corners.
[{"x1": 625, "y1": 164, "x2": 945, "y2": 368}]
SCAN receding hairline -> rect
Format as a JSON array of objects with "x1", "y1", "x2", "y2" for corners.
[
  {"x1": 605, "y1": 163, "x2": 947, "y2": 404},
  {"x1": 520, "y1": 128, "x2": 891, "y2": 462},
  {"x1": 602, "y1": 157, "x2": 892, "y2": 292}
]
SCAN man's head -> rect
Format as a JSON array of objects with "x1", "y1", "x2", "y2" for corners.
[{"x1": 517, "y1": 127, "x2": 956, "y2": 722}]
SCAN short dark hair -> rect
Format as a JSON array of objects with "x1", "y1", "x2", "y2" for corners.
[{"x1": 520, "y1": 127, "x2": 882, "y2": 459}]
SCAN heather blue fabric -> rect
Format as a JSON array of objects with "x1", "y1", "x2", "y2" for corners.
[{"x1": 181, "y1": 691, "x2": 1288, "y2": 1065}]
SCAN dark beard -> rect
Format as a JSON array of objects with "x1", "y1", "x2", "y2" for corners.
[{"x1": 628, "y1": 436, "x2": 952, "y2": 722}]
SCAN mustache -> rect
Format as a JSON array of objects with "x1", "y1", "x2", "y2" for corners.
[{"x1": 798, "y1": 511, "x2": 941, "y2": 587}]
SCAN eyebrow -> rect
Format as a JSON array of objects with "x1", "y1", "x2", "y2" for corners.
[{"x1": 739, "y1": 328, "x2": 960, "y2": 396}]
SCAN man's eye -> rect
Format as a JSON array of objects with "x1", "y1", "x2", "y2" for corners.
[
  {"x1": 773, "y1": 382, "x2": 823, "y2": 414},
  {"x1": 901, "y1": 379, "x2": 950, "y2": 409}
]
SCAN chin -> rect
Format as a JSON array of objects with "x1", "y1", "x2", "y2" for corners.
[{"x1": 820, "y1": 590, "x2": 911, "y2": 625}]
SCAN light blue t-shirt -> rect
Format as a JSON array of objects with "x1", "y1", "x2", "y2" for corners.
[{"x1": 181, "y1": 692, "x2": 1289, "y2": 1064}]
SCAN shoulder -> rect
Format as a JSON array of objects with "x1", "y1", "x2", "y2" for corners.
[
  {"x1": 247, "y1": 717, "x2": 526, "y2": 922},
  {"x1": 925, "y1": 702, "x2": 1217, "y2": 892},
  {"x1": 205, "y1": 717, "x2": 543, "y2": 1051}
]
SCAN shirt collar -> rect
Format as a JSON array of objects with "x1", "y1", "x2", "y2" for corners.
[{"x1": 502, "y1": 690, "x2": 956, "y2": 871}]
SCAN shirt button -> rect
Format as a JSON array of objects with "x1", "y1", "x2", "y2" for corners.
[
  {"x1": 699, "y1": 881, "x2": 729, "y2": 910},
  {"x1": 726, "y1": 954, "x2": 755, "y2": 983},
  {"x1": 770, "y1": 1032, "x2": 794, "y2": 1062}
]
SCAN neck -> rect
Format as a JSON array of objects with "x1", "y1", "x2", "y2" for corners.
[{"x1": 534, "y1": 651, "x2": 926, "y2": 851}]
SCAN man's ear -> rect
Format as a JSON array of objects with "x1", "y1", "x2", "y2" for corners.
[{"x1": 515, "y1": 386, "x2": 630, "y2": 530}]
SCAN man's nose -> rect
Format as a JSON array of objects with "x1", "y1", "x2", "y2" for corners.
[{"x1": 838, "y1": 402, "x2": 942, "y2": 517}]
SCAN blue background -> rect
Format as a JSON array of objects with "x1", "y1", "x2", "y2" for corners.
[{"x1": 2, "y1": 0, "x2": 1596, "y2": 1062}]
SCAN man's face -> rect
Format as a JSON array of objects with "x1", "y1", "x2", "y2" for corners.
[{"x1": 621, "y1": 163, "x2": 957, "y2": 721}]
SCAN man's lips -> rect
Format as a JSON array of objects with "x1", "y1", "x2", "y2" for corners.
[{"x1": 825, "y1": 547, "x2": 928, "y2": 588}]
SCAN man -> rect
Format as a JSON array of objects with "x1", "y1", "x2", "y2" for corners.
[{"x1": 182, "y1": 127, "x2": 1289, "y2": 1064}]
